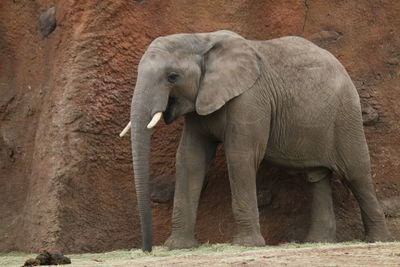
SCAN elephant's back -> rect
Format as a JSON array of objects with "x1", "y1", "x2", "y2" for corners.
[
  {"x1": 252, "y1": 37, "x2": 364, "y2": 165},
  {"x1": 251, "y1": 36, "x2": 359, "y2": 106}
]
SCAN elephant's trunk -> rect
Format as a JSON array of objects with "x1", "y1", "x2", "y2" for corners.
[
  {"x1": 130, "y1": 82, "x2": 169, "y2": 252},
  {"x1": 131, "y1": 102, "x2": 153, "y2": 252}
]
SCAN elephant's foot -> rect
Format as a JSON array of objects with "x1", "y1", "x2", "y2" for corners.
[
  {"x1": 305, "y1": 232, "x2": 336, "y2": 243},
  {"x1": 232, "y1": 232, "x2": 265, "y2": 247},
  {"x1": 164, "y1": 234, "x2": 199, "y2": 250},
  {"x1": 305, "y1": 223, "x2": 336, "y2": 243},
  {"x1": 364, "y1": 224, "x2": 392, "y2": 242},
  {"x1": 365, "y1": 233, "x2": 392, "y2": 242}
]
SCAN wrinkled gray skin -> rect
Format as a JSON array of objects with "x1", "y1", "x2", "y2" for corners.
[{"x1": 130, "y1": 30, "x2": 390, "y2": 252}]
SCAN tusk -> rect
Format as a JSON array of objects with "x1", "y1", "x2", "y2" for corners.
[
  {"x1": 119, "y1": 121, "x2": 131, "y2": 137},
  {"x1": 147, "y1": 112, "x2": 162, "y2": 129}
]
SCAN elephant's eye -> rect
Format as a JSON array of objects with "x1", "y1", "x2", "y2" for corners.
[{"x1": 167, "y1": 72, "x2": 179, "y2": 83}]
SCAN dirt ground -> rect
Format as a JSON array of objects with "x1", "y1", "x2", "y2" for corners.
[{"x1": 1, "y1": 242, "x2": 400, "y2": 267}]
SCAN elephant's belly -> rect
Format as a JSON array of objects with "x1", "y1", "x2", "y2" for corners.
[
  {"x1": 264, "y1": 145, "x2": 329, "y2": 169},
  {"x1": 263, "y1": 156, "x2": 322, "y2": 169},
  {"x1": 264, "y1": 121, "x2": 335, "y2": 169}
]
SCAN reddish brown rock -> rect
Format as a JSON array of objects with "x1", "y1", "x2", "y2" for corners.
[
  {"x1": 309, "y1": 30, "x2": 342, "y2": 46},
  {"x1": 0, "y1": 0, "x2": 399, "y2": 253},
  {"x1": 150, "y1": 176, "x2": 175, "y2": 204}
]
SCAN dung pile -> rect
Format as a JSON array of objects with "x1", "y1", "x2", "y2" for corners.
[{"x1": 22, "y1": 250, "x2": 71, "y2": 266}]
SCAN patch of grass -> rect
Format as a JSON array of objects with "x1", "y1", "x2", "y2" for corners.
[{"x1": 1, "y1": 241, "x2": 399, "y2": 267}]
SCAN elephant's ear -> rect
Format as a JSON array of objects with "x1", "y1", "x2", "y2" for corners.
[{"x1": 196, "y1": 38, "x2": 260, "y2": 115}]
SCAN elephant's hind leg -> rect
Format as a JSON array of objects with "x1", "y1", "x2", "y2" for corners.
[
  {"x1": 305, "y1": 168, "x2": 336, "y2": 243},
  {"x1": 336, "y1": 135, "x2": 390, "y2": 242},
  {"x1": 342, "y1": 172, "x2": 391, "y2": 242}
]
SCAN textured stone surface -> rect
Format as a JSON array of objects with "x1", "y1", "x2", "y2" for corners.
[
  {"x1": 0, "y1": 0, "x2": 399, "y2": 253},
  {"x1": 362, "y1": 102, "x2": 379, "y2": 126},
  {"x1": 39, "y1": 6, "x2": 56, "y2": 37}
]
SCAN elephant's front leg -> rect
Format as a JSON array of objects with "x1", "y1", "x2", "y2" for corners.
[
  {"x1": 164, "y1": 124, "x2": 217, "y2": 250},
  {"x1": 225, "y1": 140, "x2": 267, "y2": 247}
]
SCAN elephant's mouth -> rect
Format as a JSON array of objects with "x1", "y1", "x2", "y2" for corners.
[{"x1": 163, "y1": 96, "x2": 178, "y2": 125}]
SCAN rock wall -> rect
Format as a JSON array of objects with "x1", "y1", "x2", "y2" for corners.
[{"x1": 0, "y1": 0, "x2": 399, "y2": 253}]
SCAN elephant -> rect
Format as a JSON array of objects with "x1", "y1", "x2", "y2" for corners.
[{"x1": 120, "y1": 30, "x2": 390, "y2": 252}]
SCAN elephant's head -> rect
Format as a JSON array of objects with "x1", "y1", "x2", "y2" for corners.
[{"x1": 120, "y1": 30, "x2": 260, "y2": 252}]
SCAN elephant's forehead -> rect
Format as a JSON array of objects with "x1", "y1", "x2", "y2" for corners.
[
  {"x1": 149, "y1": 34, "x2": 203, "y2": 54},
  {"x1": 140, "y1": 49, "x2": 196, "y2": 72},
  {"x1": 140, "y1": 50, "x2": 169, "y2": 68}
]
